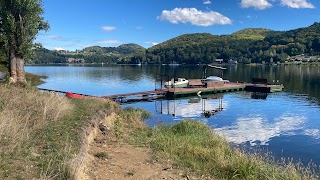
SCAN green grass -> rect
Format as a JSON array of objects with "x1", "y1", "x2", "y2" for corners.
[
  {"x1": 25, "y1": 72, "x2": 47, "y2": 86},
  {"x1": 130, "y1": 120, "x2": 319, "y2": 180},
  {"x1": 32, "y1": 98, "x2": 118, "y2": 179}
]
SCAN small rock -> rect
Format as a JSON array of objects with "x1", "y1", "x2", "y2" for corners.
[
  {"x1": 94, "y1": 138, "x2": 104, "y2": 144},
  {"x1": 98, "y1": 123, "x2": 109, "y2": 135}
]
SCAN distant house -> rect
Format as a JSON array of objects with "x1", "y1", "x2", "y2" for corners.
[
  {"x1": 215, "y1": 59, "x2": 223, "y2": 64},
  {"x1": 302, "y1": 57, "x2": 311, "y2": 62},
  {"x1": 67, "y1": 58, "x2": 85, "y2": 63}
]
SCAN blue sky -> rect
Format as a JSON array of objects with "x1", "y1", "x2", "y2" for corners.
[{"x1": 36, "y1": 0, "x2": 320, "y2": 51}]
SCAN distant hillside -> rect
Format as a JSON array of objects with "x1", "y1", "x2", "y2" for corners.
[
  {"x1": 81, "y1": 43, "x2": 144, "y2": 55},
  {"x1": 30, "y1": 43, "x2": 145, "y2": 64},
  {"x1": 124, "y1": 22, "x2": 320, "y2": 65},
  {"x1": 152, "y1": 33, "x2": 216, "y2": 49},
  {"x1": 231, "y1": 28, "x2": 272, "y2": 40},
  {"x1": 30, "y1": 23, "x2": 320, "y2": 65}
]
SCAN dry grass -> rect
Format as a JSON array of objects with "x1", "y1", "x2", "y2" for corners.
[
  {"x1": 0, "y1": 85, "x2": 72, "y2": 153},
  {"x1": 0, "y1": 84, "x2": 120, "y2": 179}
]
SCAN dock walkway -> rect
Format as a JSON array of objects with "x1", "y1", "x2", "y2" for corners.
[
  {"x1": 166, "y1": 82, "x2": 246, "y2": 98},
  {"x1": 38, "y1": 81, "x2": 283, "y2": 103},
  {"x1": 101, "y1": 89, "x2": 168, "y2": 102}
]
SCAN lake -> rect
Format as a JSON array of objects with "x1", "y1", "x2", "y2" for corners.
[{"x1": 26, "y1": 64, "x2": 320, "y2": 166}]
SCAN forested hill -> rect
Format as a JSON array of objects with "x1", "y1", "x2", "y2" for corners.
[
  {"x1": 231, "y1": 28, "x2": 272, "y2": 40},
  {"x1": 122, "y1": 22, "x2": 320, "y2": 64},
  {"x1": 29, "y1": 23, "x2": 320, "y2": 65},
  {"x1": 30, "y1": 43, "x2": 145, "y2": 64}
]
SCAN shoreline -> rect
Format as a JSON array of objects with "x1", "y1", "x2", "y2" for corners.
[
  {"x1": 25, "y1": 61, "x2": 320, "y2": 66},
  {"x1": 0, "y1": 83, "x2": 319, "y2": 179}
]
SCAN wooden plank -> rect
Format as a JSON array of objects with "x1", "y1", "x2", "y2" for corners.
[{"x1": 188, "y1": 79, "x2": 204, "y2": 86}]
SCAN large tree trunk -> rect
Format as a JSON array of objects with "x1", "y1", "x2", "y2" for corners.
[
  {"x1": 9, "y1": 48, "x2": 25, "y2": 83},
  {"x1": 16, "y1": 55, "x2": 25, "y2": 82},
  {"x1": 9, "y1": 49, "x2": 17, "y2": 83}
]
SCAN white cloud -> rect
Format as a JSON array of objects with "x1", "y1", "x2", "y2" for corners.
[
  {"x1": 280, "y1": 0, "x2": 315, "y2": 8},
  {"x1": 101, "y1": 26, "x2": 117, "y2": 31},
  {"x1": 145, "y1": 42, "x2": 159, "y2": 46},
  {"x1": 96, "y1": 40, "x2": 123, "y2": 45},
  {"x1": 38, "y1": 34, "x2": 61, "y2": 40},
  {"x1": 241, "y1": 0, "x2": 272, "y2": 10},
  {"x1": 54, "y1": 47, "x2": 66, "y2": 51},
  {"x1": 44, "y1": 35, "x2": 60, "y2": 39},
  {"x1": 203, "y1": 0, "x2": 211, "y2": 5},
  {"x1": 157, "y1": 8, "x2": 232, "y2": 27}
]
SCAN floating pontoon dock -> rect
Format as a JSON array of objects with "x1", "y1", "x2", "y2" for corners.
[{"x1": 38, "y1": 81, "x2": 283, "y2": 103}]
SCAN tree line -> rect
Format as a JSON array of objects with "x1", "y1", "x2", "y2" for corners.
[
  {"x1": 121, "y1": 23, "x2": 320, "y2": 65},
  {"x1": 30, "y1": 43, "x2": 145, "y2": 64}
]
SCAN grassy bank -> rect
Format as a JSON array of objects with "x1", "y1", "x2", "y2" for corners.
[
  {"x1": 0, "y1": 84, "x2": 119, "y2": 179},
  {"x1": 125, "y1": 119, "x2": 319, "y2": 179}
]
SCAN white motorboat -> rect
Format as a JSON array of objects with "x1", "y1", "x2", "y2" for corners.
[
  {"x1": 202, "y1": 76, "x2": 230, "y2": 83},
  {"x1": 165, "y1": 78, "x2": 189, "y2": 88}
]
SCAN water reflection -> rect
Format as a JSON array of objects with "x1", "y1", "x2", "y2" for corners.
[
  {"x1": 251, "y1": 92, "x2": 269, "y2": 99},
  {"x1": 304, "y1": 129, "x2": 320, "y2": 139},
  {"x1": 214, "y1": 114, "x2": 307, "y2": 146},
  {"x1": 125, "y1": 91, "x2": 320, "y2": 164},
  {"x1": 155, "y1": 94, "x2": 225, "y2": 119}
]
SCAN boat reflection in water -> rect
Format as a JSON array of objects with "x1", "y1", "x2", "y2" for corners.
[
  {"x1": 155, "y1": 94, "x2": 224, "y2": 118},
  {"x1": 154, "y1": 92, "x2": 269, "y2": 120},
  {"x1": 251, "y1": 92, "x2": 269, "y2": 99}
]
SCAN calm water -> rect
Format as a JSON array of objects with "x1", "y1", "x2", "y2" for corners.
[{"x1": 26, "y1": 64, "x2": 320, "y2": 165}]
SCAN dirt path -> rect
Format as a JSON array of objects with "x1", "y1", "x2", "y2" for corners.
[
  {"x1": 77, "y1": 111, "x2": 214, "y2": 180},
  {"x1": 83, "y1": 131, "x2": 190, "y2": 180}
]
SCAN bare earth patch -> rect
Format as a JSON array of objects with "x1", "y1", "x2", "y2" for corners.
[
  {"x1": 75, "y1": 110, "x2": 213, "y2": 180},
  {"x1": 86, "y1": 143, "x2": 188, "y2": 180},
  {"x1": 82, "y1": 121, "x2": 192, "y2": 180}
]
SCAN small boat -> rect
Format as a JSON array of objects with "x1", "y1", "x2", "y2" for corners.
[
  {"x1": 202, "y1": 76, "x2": 230, "y2": 83},
  {"x1": 66, "y1": 92, "x2": 85, "y2": 99},
  {"x1": 165, "y1": 78, "x2": 189, "y2": 88}
]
